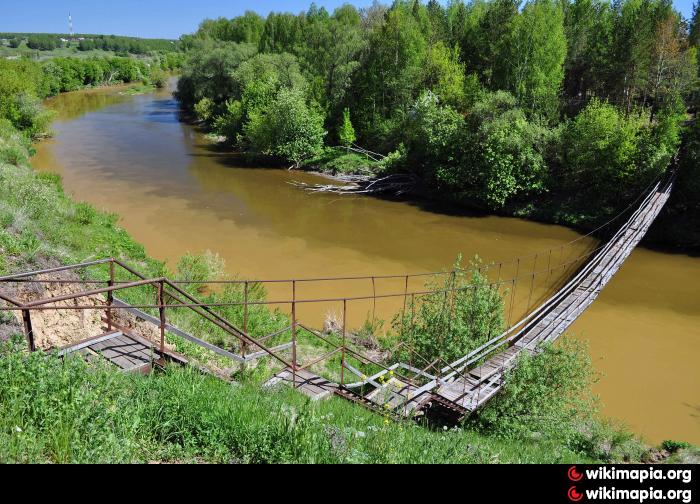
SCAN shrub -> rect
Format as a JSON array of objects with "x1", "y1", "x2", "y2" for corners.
[
  {"x1": 393, "y1": 257, "x2": 504, "y2": 364},
  {"x1": 175, "y1": 251, "x2": 226, "y2": 293},
  {"x1": 471, "y1": 337, "x2": 597, "y2": 444},
  {"x1": 244, "y1": 88, "x2": 326, "y2": 166},
  {"x1": 662, "y1": 440, "x2": 691, "y2": 453}
]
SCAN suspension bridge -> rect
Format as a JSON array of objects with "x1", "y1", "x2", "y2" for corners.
[{"x1": 0, "y1": 173, "x2": 675, "y2": 424}]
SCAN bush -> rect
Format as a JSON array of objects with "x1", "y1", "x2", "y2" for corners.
[
  {"x1": 662, "y1": 440, "x2": 692, "y2": 453},
  {"x1": 175, "y1": 251, "x2": 226, "y2": 293},
  {"x1": 393, "y1": 257, "x2": 504, "y2": 364},
  {"x1": 150, "y1": 68, "x2": 168, "y2": 89},
  {"x1": 244, "y1": 88, "x2": 326, "y2": 166},
  {"x1": 471, "y1": 337, "x2": 597, "y2": 444}
]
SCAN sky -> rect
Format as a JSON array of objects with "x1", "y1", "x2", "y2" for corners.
[{"x1": 0, "y1": 0, "x2": 695, "y2": 40}]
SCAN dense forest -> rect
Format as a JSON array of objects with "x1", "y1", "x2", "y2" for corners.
[{"x1": 177, "y1": 0, "x2": 699, "y2": 247}]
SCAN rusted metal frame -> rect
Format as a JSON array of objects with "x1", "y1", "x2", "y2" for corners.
[
  {"x1": 106, "y1": 261, "x2": 115, "y2": 332},
  {"x1": 242, "y1": 281, "x2": 249, "y2": 357},
  {"x1": 526, "y1": 254, "x2": 538, "y2": 311},
  {"x1": 341, "y1": 299, "x2": 347, "y2": 387},
  {"x1": 158, "y1": 281, "x2": 166, "y2": 356},
  {"x1": 254, "y1": 325, "x2": 293, "y2": 344},
  {"x1": 0, "y1": 291, "x2": 22, "y2": 307},
  {"x1": 22, "y1": 277, "x2": 164, "y2": 309},
  {"x1": 370, "y1": 278, "x2": 376, "y2": 327},
  {"x1": 161, "y1": 284, "x2": 293, "y2": 368},
  {"x1": 22, "y1": 308, "x2": 35, "y2": 352},
  {"x1": 298, "y1": 347, "x2": 343, "y2": 373},
  {"x1": 0, "y1": 258, "x2": 113, "y2": 283},
  {"x1": 507, "y1": 259, "x2": 520, "y2": 329},
  {"x1": 114, "y1": 259, "x2": 251, "y2": 342},
  {"x1": 117, "y1": 271, "x2": 294, "y2": 369},
  {"x1": 291, "y1": 280, "x2": 297, "y2": 388},
  {"x1": 112, "y1": 299, "x2": 247, "y2": 363},
  {"x1": 400, "y1": 275, "x2": 409, "y2": 337}
]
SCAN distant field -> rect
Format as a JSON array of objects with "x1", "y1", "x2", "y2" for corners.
[
  {"x1": 0, "y1": 33, "x2": 178, "y2": 60},
  {"x1": 0, "y1": 41, "x2": 118, "y2": 60}
]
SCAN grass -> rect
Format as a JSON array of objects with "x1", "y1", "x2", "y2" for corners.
[
  {"x1": 0, "y1": 337, "x2": 601, "y2": 464},
  {"x1": 120, "y1": 83, "x2": 157, "y2": 96}
]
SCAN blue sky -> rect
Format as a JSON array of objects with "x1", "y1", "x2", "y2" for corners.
[{"x1": 0, "y1": 0, "x2": 695, "y2": 40}]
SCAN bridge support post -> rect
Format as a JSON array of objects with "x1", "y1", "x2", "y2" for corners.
[
  {"x1": 291, "y1": 280, "x2": 297, "y2": 388},
  {"x1": 340, "y1": 299, "x2": 347, "y2": 387},
  {"x1": 22, "y1": 308, "x2": 35, "y2": 352},
  {"x1": 242, "y1": 281, "x2": 249, "y2": 358},
  {"x1": 158, "y1": 281, "x2": 166, "y2": 356},
  {"x1": 106, "y1": 260, "x2": 114, "y2": 332}
]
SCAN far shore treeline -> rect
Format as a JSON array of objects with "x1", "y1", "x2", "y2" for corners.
[{"x1": 176, "y1": 0, "x2": 700, "y2": 250}]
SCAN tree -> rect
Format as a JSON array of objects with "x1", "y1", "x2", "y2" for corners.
[
  {"x1": 424, "y1": 41, "x2": 467, "y2": 110},
  {"x1": 558, "y1": 99, "x2": 653, "y2": 213},
  {"x1": 244, "y1": 87, "x2": 326, "y2": 166},
  {"x1": 338, "y1": 107, "x2": 356, "y2": 149},
  {"x1": 503, "y1": 0, "x2": 567, "y2": 119}
]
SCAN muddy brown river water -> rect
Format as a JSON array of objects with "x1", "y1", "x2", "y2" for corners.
[{"x1": 32, "y1": 81, "x2": 699, "y2": 445}]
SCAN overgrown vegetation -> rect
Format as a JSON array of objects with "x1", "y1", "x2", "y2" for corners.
[
  {"x1": 393, "y1": 258, "x2": 504, "y2": 363},
  {"x1": 0, "y1": 335, "x2": 667, "y2": 464},
  {"x1": 176, "y1": 0, "x2": 698, "y2": 249}
]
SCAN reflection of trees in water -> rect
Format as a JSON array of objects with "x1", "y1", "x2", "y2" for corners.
[{"x1": 46, "y1": 89, "x2": 129, "y2": 121}]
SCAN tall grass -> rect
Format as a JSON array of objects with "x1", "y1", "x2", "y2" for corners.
[{"x1": 0, "y1": 337, "x2": 603, "y2": 464}]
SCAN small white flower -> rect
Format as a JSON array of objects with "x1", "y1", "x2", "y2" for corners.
[{"x1": 14, "y1": 426, "x2": 22, "y2": 433}]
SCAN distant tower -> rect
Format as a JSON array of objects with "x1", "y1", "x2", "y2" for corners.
[{"x1": 69, "y1": 13, "x2": 74, "y2": 38}]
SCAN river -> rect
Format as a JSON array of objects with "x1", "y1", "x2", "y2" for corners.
[{"x1": 32, "y1": 80, "x2": 699, "y2": 445}]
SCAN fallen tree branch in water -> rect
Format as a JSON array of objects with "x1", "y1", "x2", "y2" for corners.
[{"x1": 289, "y1": 173, "x2": 419, "y2": 196}]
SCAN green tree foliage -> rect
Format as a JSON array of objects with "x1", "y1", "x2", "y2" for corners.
[
  {"x1": 338, "y1": 108, "x2": 356, "y2": 148},
  {"x1": 424, "y1": 42, "x2": 468, "y2": 110},
  {"x1": 176, "y1": 41, "x2": 258, "y2": 109},
  {"x1": 77, "y1": 35, "x2": 178, "y2": 54},
  {"x1": 559, "y1": 99, "x2": 657, "y2": 210},
  {"x1": 244, "y1": 87, "x2": 326, "y2": 166},
  {"x1": 394, "y1": 257, "x2": 504, "y2": 364},
  {"x1": 26, "y1": 34, "x2": 61, "y2": 51},
  {"x1": 503, "y1": 0, "x2": 567, "y2": 119}
]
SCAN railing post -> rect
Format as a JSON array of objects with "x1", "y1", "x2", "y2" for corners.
[
  {"x1": 242, "y1": 280, "x2": 249, "y2": 358},
  {"x1": 341, "y1": 299, "x2": 347, "y2": 387},
  {"x1": 158, "y1": 281, "x2": 166, "y2": 356},
  {"x1": 22, "y1": 308, "x2": 35, "y2": 352},
  {"x1": 106, "y1": 260, "x2": 115, "y2": 332},
  {"x1": 291, "y1": 280, "x2": 297, "y2": 388}
]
